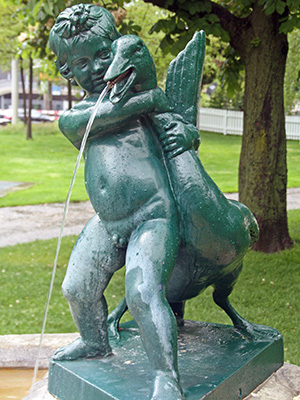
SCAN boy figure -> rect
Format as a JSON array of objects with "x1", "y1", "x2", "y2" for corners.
[{"x1": 49, "y1": 4, "x2": 184, "y2": 399}]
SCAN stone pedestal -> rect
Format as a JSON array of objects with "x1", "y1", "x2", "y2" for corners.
[{"x1": 48, "y1": 320, "x2": 283, "y2": 400}]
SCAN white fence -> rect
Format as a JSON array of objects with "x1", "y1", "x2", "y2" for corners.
[{"x1": 199, "y1": 107, "x2": 300, "y2": 140}]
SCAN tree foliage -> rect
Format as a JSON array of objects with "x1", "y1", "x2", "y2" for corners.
[
  {"x1": 121, "y1": 1, "x2": 174, "y2": 87},
  {"x1": 144, "y1": 0, "x2": 299, "y2": 94},
  {"x1": 0, "y1": 1, "x2": 23, "y2": 67}
]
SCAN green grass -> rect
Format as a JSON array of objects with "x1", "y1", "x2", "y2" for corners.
[
  {"x1": 199, "y1": 131, "x2": 300, "y2": 192},
  {"x1": 0, "y1": 125, "x2": 299, "y2": 206},
  {"x1": 0, "y1": 236, "x2": 126, "y2": 336},
  {"x1": 0, "y1": 209, "x2": 299, "y2": 365},
  {"x1": 0, "y1": 123, "x2": 88, "y2": 207},
  {"x1": 199, "y1": 132, "x2": 242, "y2": 193}
]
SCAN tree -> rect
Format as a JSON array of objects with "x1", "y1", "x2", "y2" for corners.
[
  {"x1": 121, "y1": 1, "x2": 174, "y2": 86},
  {"x1": 0, "y1": 1, "x2": 23, "y2": 66},
  {"x1": 27, "y1": 54, "x2": 33, "y2": 139},
  {"x1": 200, "y1": 35, "x2": 245, "y2": 111},
  {"x1": 143, "y1": 0, "x2": 299, "y2": 253},
  {"x1": 0, "y1": 1, "x2": 42, "y2": 137},
  {"x1": 0, "y1": 1, "x2": 25, "y2": 123},
  {"x1": 17, "y1": 26, "x2": 39, "y2": 139}
]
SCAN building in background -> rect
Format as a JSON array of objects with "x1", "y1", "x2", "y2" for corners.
[{"x1": 0, "y1": 68, "x2": 82, "y2": 112}]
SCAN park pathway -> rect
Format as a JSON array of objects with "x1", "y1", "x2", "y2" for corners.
[{"x1": 0, "y1": 188, "x2": 299, "y2": 248}]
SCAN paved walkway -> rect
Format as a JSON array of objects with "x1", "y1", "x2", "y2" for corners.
[
  {"x1": 0, "y1": 187, "x2": 299, "y2": 248},
  {"x1": 0, "y1": 201, "x2": 94, "y2": 247}
]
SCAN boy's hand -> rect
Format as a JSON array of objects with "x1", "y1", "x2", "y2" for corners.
[{"x1": 152, "y1": 114, "x2": 200, "y2": 159}]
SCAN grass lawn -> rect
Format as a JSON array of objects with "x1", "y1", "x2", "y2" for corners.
[
  {"x1": 199, "y1": 130, "x2": 300, "y2": 192},
  {"x1": 0, "y1": 123, "x2": 299, "y2": 206},
  {"x1": 0, "y1": 123, "x2": 88, "y2": 207},
  {"x1": 0, "y1": 209, "x2": 299, "y2": 365}
]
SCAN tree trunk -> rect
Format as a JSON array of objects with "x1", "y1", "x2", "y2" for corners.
[
  {"x1": 27, "y1": 55, "x2": 33, "y2": 140},
  {"x1": 67, "y1": 80, "x2": 72, "y2": 110},
  {"x1": 238, "y1": 7, "x2": 293, "y2": 252},
  {"x1": 48, "y1": 81, "x2": 53, "y2": 110},
  {"x1": 19, "y1": 56, "x2": 27, "y2": 125}
]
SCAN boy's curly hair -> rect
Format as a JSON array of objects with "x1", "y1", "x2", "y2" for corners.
[{"x1": 49, "y1": 4, "x2": 121, "y2": 75}]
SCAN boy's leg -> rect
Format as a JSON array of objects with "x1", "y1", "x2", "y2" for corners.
[
  {"x1": 125, "y1": 218, "x2": 184, "y2": 400},
  {"x1": 53, "y1": 215, "x2": 126, "y2": 361}
]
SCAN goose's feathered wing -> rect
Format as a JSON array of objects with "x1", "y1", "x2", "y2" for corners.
[{"x1": 165, "y1": 31, "x2": 206, "y2": 128}]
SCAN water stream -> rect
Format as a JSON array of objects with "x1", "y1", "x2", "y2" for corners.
[{"x1": 32, "y1": 84, "x2": 111, "y2": 387}]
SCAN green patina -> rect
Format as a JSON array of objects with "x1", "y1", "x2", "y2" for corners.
[{"x1": 48, "y1": 5, "x2": 283, "y2": 399}]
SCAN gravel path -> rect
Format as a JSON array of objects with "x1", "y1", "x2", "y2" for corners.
[{"x1": 0, "y1": 188, "x2": 299, "y2": 248}]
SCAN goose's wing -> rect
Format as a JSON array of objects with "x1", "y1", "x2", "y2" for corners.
[{"x1": 165, "y1": 31, "x2": 205, "y2": 128}]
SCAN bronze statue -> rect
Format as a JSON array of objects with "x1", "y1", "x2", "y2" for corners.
[{"x1": 49, "y1": 5, "x2": 277, "y2": 399}]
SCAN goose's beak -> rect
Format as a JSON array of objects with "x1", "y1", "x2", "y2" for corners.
[{"x1": 104, "y1": 59, "x2": 136, "y2": 104}]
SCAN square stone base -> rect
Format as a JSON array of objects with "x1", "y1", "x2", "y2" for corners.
[{"x1": 48, "y1": 320, "x2": 283, "y2": 400}]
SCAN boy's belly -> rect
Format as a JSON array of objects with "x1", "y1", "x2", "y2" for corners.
[{"x1": 84, "y1": 123, "x2": 175, "y2": 229}]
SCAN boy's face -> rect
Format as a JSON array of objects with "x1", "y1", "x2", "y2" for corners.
[{"x1": 66, "y1": 34, "x2": 113, "y2": 94}]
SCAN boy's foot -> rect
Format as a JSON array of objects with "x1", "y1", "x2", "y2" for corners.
[
  {"x1": 150, "y1": 372, "x2": 185, "y2": 400},
  {"x1": 52, "y1": 337, "x2": 112, "y2": 361}
]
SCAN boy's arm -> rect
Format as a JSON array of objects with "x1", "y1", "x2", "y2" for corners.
[{"x1": 59, "y1": 87, "x2": 170, "y2": 149}]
